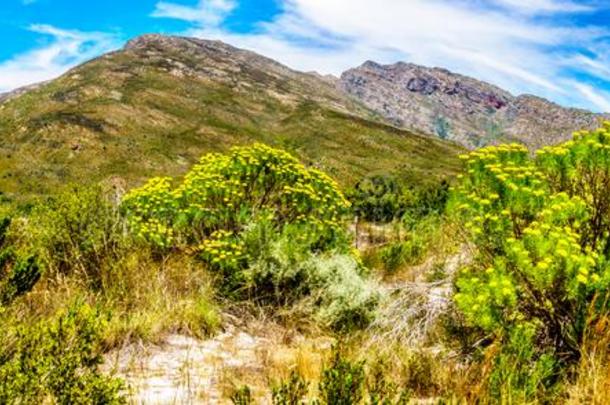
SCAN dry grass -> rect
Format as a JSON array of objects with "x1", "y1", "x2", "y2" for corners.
[
  {"x1": 566, "y1": 315, "x2": 610, "y2": 404},
  {"x1": 5, "y1": 249, "x2": 221, "y2": 351},
  {"x1": 211, "y1": 321, "x2": 333, "y2": 403}
]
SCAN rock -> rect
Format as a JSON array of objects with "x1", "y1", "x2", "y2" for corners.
[{"x1": 340, "y1": 61, "x2": 608, "y2": 149}]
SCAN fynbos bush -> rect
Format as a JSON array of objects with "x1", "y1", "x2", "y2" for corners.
[
  {"x1": 0, "y1": 303, "x2": 124, "y2": 404},
  {"x1": 122, "y1": 143, "x2": 351, "y2": 259},
  {"x1": 0, "y1": 216, "x2": 41, "y2": 306},
  {"x1": 451, "y1": 124, "x2": 610, "y2": 398}
]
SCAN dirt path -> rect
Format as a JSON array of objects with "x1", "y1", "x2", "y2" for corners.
[
  {"x1": 104, "y1": 323, "x2": 332, "y2": 404},
  {"x1": 103, "y1": 248, "x2": 471, "y2": 404}
]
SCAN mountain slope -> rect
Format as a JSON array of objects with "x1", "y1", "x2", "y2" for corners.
[
  {"x1": 340, "y1": 61, "x2": 606, "y2": 149},
  {"x1": 0, "y1": 35, "x2": 462, "y2": 199}
]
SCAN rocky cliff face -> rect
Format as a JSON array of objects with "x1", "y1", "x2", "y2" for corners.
[{"x1": 340, "y1": 61, "x2": 606, "y2": 149}]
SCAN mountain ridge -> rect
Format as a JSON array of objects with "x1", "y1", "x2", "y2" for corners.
[
  {"x1": 0, "y1": 34, "x2": 462, "y2": 199},
  {"x1": 340, "y1": 59, "x2": 607, "y2": 149},
  {"x1": 3, "y1": 34, "x2": 605, "y2": 152}
]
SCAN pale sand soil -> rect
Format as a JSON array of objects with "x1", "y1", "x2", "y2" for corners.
[
  {"x1": 103, "y1": 322, "x2": 333, "y2": 404},
  {"x1": 103, "y1": 249, "x2": 470, "y2": 404}
]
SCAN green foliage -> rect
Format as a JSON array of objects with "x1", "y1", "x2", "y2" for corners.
[
  {"x1": 307, "y1": 254, "x2": 381, "y2": 331},
  {"x1": 487, "y1": 324, "x2": 558, "y2": 403},
  {"x1": 0, "y1": 215, "x2": 41, "y2": 306},
  {"x1": 242, "y1": 218, "x2": 381, "y2": 331},
  {"x1": 318, "y1": 347, "x2": 366, "y2": 405},
  {"x1": 269, "y1": 350, "x2": 415, "y2": 405},
  {"x1": 0, "y1": 302, "x2": 124, "y2": 404},
  {"x1": 349, "y1": 175, "x2": 449, "y2": 223},
  {"x1": 121, "y1": 144, "x2": 379, "y2": 329},
  {"x1": 363, "y1": 214, "x2": 446, "y2": 276},
  {"x1": 0, "y1": 254, "x2": 41, "y2": 306},
  {"x1": 272, "y1": 370, "x2": 309, "y2": 405},
  {"x1": 122, "y1": 143, "x2": 351, "y2": 262},
  {"x1": 451, "y1": 124, "x2": 610, "y2": 397},
  {"x1": 29, "y1": 185, "x2": 124, "y2": 282},
  {"x1": 378, "y1": 239, "x2": 424, "y2": 274},
  {"x1": 230, "y1": 385, "x2": 253, "y2": 405},
  {"x1": 537, "y1": 126, "x2": 610, "y2": 252}
]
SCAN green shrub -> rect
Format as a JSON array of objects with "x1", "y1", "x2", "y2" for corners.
[
  {"x1": 230, "y1": 385, "x2": 253, "y2": 405},
  {"x1": 272, "y1": 370, "x2": 309, "y2": 405},
  {"x1": 378, "y1": 239, "x2": 424, "y2": 274},
  {"x1": 306, "y1": 254, "x2": 381, "y2": 331},
  {"x1": 318, "y1": 347, "x2": 366, "y2": 405},
  {"x1": 122, "y1": 143, "x2": 351, "y2": 260},
  {"x1": 451, "y1": 125, "x2": 610, "y2": 397},
  {"x1": 487, "y1": 324, "x2": 558, "y2": 403},
  {"x1": 28, "y1": 185, "x2": 124, "y2": 283},
  {"x1": 121, "y1": 145, "x2": 372, "y2": 328},
  {"x1": 348, "y1": 175, "x2": 449, "y2": 223},
  {"x1": 0, "y1": 215, "x2": 41, "y2": 306},
  {"x1": 0, "y1": 302, "x2": 124, "y2": 404},
  {"x1": 452, "y1": 140, "x2": 610, "y2": 359},
  {"x1": 242, "y1": 218, "x2": 381, "y2": 331}
]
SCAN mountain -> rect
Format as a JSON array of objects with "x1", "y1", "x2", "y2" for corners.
[
  {"x1": 340, "y1": 61, "x2": 606, "y2": 149},
  {"x1": 0, "y1": 35, "x2": 462, "y2": 200}
]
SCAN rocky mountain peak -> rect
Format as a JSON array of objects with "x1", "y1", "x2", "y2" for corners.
[{"x1": 340, "y1": 60, "x2": 605, "y2": 149}]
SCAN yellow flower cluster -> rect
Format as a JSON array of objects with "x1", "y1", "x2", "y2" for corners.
[
  {"x1": 452, "y1": 125, "x2": 610, "y2": 336},
  {"x1": 197, "y1": 230, "x2": 245, "y2": 269},
  {"x1": 121, "y1": 143, "x2": 350, "y2": 265},
  {"x1": 122, "y1": 177, "x2": 176, "y2": 247}
]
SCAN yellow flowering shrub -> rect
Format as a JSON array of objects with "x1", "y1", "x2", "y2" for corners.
[
  {"x1": 452, "y1": 128, "x2": 610, "y2": 361},
  {"x1": 122, "y1": 144, "x2": 351, "y2": 270}
]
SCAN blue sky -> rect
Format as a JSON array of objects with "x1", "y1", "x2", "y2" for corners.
[{"x1": 4, "y1": 1, "x2": 610, "y2": 112}]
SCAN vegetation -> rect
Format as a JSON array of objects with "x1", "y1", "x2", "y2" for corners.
[
  {"x1": 451, "y1": 124, "x2": 610, "y2": 401},
  {"x1": 0, "y1": 303, "x2": 124, "y2": 404},
  {"x1": 0, "y1": 216, "x2": 40, "y2": 306},
  {"x1": 348, "y1": 174, "x2": 449, "y2": 222},
  {"x1": 0, "y1": 42, "x2": 462, "y2": 200},
  {"x1": 4, "y1": 121, "x2": 610, "y2": 403}
]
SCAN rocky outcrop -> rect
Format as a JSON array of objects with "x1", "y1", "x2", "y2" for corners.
[
  {"x1": 340, "y1": 61, "x2": 607, "y2": 149},
  {"x1": 0, "y1": 81, "x2": 48, "y2": 104}
]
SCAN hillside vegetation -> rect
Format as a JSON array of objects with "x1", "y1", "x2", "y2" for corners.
[
  {"x1": 4, "y1": 34, "x2": 610, "y2": 404},
  {"x1": 0, "y1": 35, "x2": 461, "y2": 200},
  {"x1": 2, "y1": 123, "x2": 610, "y2": 402}
]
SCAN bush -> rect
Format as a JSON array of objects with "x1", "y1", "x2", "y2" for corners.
[
  {"x1": 348, "y1": 175, "x2": 449, "y2": 223},
  {"x1": 487, "y1": 324, "x2": 558, "y2": 402},
  {"x1": 230, "y1": 385, "x2": 253, "y2": 405},
  {"x1": 318, "y1": 347, "x2": 366, "y2": 405},
  {"x1": 0, "y1": 215, "x2": 41, "y2": 306},
  {"x1": 122, "y1": 143, "x2": 351, "y2": 259},
  {"x1": 242, "y1": 219, "x2": 381, "y2": 331},
  {"x1": 28, "y1": 185, "x2": 124, "y2": 283},
  {"x1": 378, "y1": 239, "x2": 424, "y2": 274},
  {"x1": 121, "y1": 144, "x2": 371, "y2": 326},
  {"x1": 451, "y1": 125, "x2": 610, "y2": 396},
  {"x1": 0, "y1": 302, "x2": 124, "y2": 404},
  {"x1": 307, "y1": 254, "x2": 381, "y2": 331},
  {"x1": 272, "y1": 370, "x2": 308, "y2": 405}
]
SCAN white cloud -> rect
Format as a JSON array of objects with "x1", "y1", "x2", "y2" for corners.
[
  {"x1": 0, "y1": 25, "x2": 118, "y2": 93},
  {"x1": 152, "y1": 0, "x2": 610, "y2": 112},
  {"x1": 573, "y1": 82, "x2": 610, "y2": 112},
  {"x1": 491, "y1": 0, "x2": 594, "y2": 14},
  {"x1": 152, "y1": 0, "x2": 236, "y2": 26}
]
